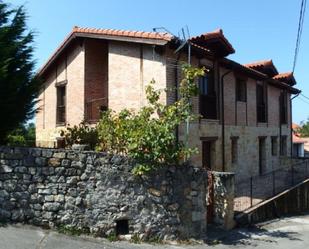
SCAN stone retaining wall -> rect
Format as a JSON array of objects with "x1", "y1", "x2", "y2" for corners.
[
  {"x1": 212, "y1": 172, "x2": 235, "y2": 230},
  {"x1": 0, "y1": 146, "x2": 207, "y2": 240}
]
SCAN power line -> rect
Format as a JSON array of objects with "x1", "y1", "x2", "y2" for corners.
[
  {"x1": 297, "y1": 95, "x2": 309, "y2": 105},
  {"x1": 300, "y1": 93, "x2": 309, "y2": 101},
  {"x1": 292, "y1": 0, "x2": 307, "y2": 72}
]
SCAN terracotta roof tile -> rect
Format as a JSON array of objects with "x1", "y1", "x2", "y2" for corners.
[
  {"x1": 273, "y1": 72, "x2": 293, "y2": 80},
  {"x1": 190, "y1": 29, "x2": 235, "y2": 56},
  {"x1": 292, "y1": 123, "x2": 300, "y2": 130},
  {"x1": 72, "y1": 26, "x2": 173, "y2": 41},
  {"x1": 38, "y1": 26, "x2": 174, "y2": 77},
  {"x1": 244, "y1": 59, "x2": 273, "y2": 69},
  {"x1": 273, "y1": 72, "x2": 296, "y2": 86},
  {"x1": 244, "y1": 59, "x2": 279, "y2": 77},
  {"x1": 293, "y1": 133, "x2": 307, "y2": 144}
]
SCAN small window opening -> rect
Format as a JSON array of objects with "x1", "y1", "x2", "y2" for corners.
[
  {"x1": 280, "y1": 136, "x2": 287, "y2": 156},
  {"x1": 116, "y1": 219, "x2": 129, "y2": 235},
  {"x1": 231, "y1": 137, "x2": 238, "y2": 164},
  {"x1": 258, "y1": 137, "x2": 267, "y2": 175},
  {"x1": 271, "y1": 136, "x2": 278, "y2": 156},
  {"x1": 56, "y1": 85, "x2": 66, "y2": 124},
  {"x1": 199, "y1": 69, "x2": 217, "y2": 119},
  {"x1": 236, "y1": 78, "x2": 247, "y2": 102},
  {"x1": 280, "y1": 91, "x2": 288, "y2": 124},
  {"x1": 257, "y1": 83, "x2": 267, "y2": 123}
]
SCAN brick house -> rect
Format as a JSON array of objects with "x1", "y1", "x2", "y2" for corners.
[{"x1": 36, "y1": 26, "x2": 300, "y2": 180}]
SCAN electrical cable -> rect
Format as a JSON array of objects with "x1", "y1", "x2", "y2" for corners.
[{"x1": 292, "y1": 0, "x2": 307, "y2": 72}]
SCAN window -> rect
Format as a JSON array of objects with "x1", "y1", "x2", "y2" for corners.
[
  {"x1": 280, "y1": 136, "x2": 287, "y2": 156},
  {"x1": 231, "y1": 137, "x2": 238, "y2": 163},
  {"x1": 56, "y1": 85, "x2": 66, "y2": 124},
  {"x1": 280, "y1": 91, "x2": 288, "y2": 124},
  {"x1": 199, "y1": 70, "x2": 215, "y2": 96},
  {"x1": 199, "y1": 70, "x2": 217, "y2": 119},
  {"x1": 257, "y1": 83, "x2": 267, "y2": 123},
  {"x1": 271, "y1": 136, "x2": 278, "y2": 156},
  {"x1": 258, "y1": 137, "x2": 266, "y2": 175},
  {"x1": 201, "y1": 138, "x2": 217, "y2": 169},
  {"x1": 236, "y1": 79, "x2": 247, "y2": 102}
]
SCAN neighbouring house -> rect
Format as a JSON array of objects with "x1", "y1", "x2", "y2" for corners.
[
  {"x1": 292, "y1": 123, "x2": 308, "y2": 157},
  {"x1": 36, "y1": 26, "x2": 301, "y2": 180}
]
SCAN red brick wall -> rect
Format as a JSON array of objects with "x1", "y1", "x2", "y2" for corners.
[{"x1": 84, "y1": 39, "x2": 108, "y2": 102}]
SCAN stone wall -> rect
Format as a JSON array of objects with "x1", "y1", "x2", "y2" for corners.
[
  {"x1": 212, "y1": 172, "x2": 235, "y2": 230},
  {"x1": 0, "y1": 146, "x2": 207, "y2": 240}
]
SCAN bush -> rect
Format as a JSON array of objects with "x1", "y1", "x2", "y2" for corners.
[
  {"x1": 60, "y1": 65, "x2": 205, "y2": 175},
  {"x1": 6, "y1": 123, "x2": 35, "y2": 147},
  {"x1": 60, "y1": 121, "x2": 98, "y2": 150},
  {"x1": 96, "y1": 64, "x2": 205, "y2": 175}
]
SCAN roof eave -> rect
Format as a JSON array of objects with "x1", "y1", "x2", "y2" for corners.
[
  {"x1": 37, "y1": 32, "x2": 171, "y2": 78},
  {"x1": 220, "y1": 58, "x2": 301, "y2": 94}
]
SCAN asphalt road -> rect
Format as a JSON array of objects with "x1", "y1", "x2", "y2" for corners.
[{"x1": 1, "y1": 214, "x2": 309, "y2": 249}]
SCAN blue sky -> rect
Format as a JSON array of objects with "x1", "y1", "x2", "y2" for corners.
[{"x1": 10, "y1": 0, "x2": 309, "y2": 124}]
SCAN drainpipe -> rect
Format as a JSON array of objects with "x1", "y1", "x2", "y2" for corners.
[{"x1": 221, "y1": 69, "x2": 233, "y2": 172}]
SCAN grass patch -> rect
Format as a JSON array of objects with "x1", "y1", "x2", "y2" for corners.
[
  {"x1": 130, "y1": 233, "x2": 142, "y2": 244},
  {"x1": 145, "y1": 235, "x2": 163, "y2": 244},
  {"x1": 57, "y1": 225, "x2": 90, "y2": 236},
  {"x1": 107, "y1": 232, "x2": 117, "y2": 242}
]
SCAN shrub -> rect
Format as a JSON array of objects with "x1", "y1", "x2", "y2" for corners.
[
  {"x1": 6, "y1": 123, "x2": 35, "y2": 147},
  {"x1": 96, "y1": 64, "x2": 205, "y2": 175},
  {"x1": 60, "y1": 121, "x2": 98, "y2": 150}
]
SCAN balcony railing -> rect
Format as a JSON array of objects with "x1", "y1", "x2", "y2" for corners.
[{"x1": 85, "y1": 97, "x2": 108, "y2": 123}]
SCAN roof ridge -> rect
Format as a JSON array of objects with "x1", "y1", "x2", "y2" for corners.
[
  {"x1": 244, "y1": 59, "x2": 273, "y2": 67},
  {"x1": 72, "y1": 26, "x2": 173, "y2": 40}
]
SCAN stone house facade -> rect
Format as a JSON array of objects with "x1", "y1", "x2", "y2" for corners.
[{"x1": 36, "y1": 27, "x2": 300, "y2": 180}]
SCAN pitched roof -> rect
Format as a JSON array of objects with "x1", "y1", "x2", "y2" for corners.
[
  {"x1": 273, "y1": 72, "x2": 296, "y2": 86},
  {"x1": 38, "y1": 26, "x2": 174, "y2": 77},
  {"x1": 244, "y1": 60, "x2": 279, "y2": 77},
  {"x1": 293, "y1": 133, "x2": 307, "y2": 144},
  {"x1": 37, "y1": 26, "x2": 301, "y2": 95},
  {"x1": 190, "y1": 29, "x2": 235, "y2": 57},
  {"x1": 72, "y1": 26, "x2": 173, "y2": 41},
  {"x1": 292, "y1": 123, "x2": 300, "y2": 130}
]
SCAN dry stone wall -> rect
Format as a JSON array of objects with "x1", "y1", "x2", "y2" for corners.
[{"x1": 0, "y1": 146, "x2": 207, "y2": 240}]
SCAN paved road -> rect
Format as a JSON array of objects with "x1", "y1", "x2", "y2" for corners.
[{"x1": 1, "y1": 214, "x2": 309, "y2": 249}]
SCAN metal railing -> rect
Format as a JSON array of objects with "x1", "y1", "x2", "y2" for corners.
[
  {"x1": 85, "y1": 97, "x2": 108, "y2": 123},
  {"x1": 234, "y1": 158, "x2": 309, "y2": 213}
]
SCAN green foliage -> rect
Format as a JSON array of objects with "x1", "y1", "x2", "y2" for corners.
[
  {"x1": 130, "y1": 233, "x2": 142, "y2": 244},
  {"x1": 298, "y1": 119, "x2": 309, "y2": 137},
  {"x1": 106, "y1": 232, "x2": 117, "y2": 242},
  {"x1": 60, "y1": 121, "x2": 98, "y2": 150},
  {"x1": 57, "y1": 225, "x2": 90, "y2": 236},
  {"x1": 145, "y1": 235, "x2": 163, "y2": 244},
  {"x1": 0, "y1": 1, "x2": 40, "y2": 144},
  {"x1": 6, "y1": 123, "x2": 35, "y2": 146},
  {"x1": 97, "y1": 64, "x2": 205, "y2": 175}
]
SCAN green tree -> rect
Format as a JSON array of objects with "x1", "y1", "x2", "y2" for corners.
[
  {"x1": 298, "y1": 119, "x2": 309, "y2": 137},
  {"x1": 0, "y1": 1, "x2": 39, "y2": 144},
  {"x1": 6, "y1": 122, "x2": 35, "y2": 146}
]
